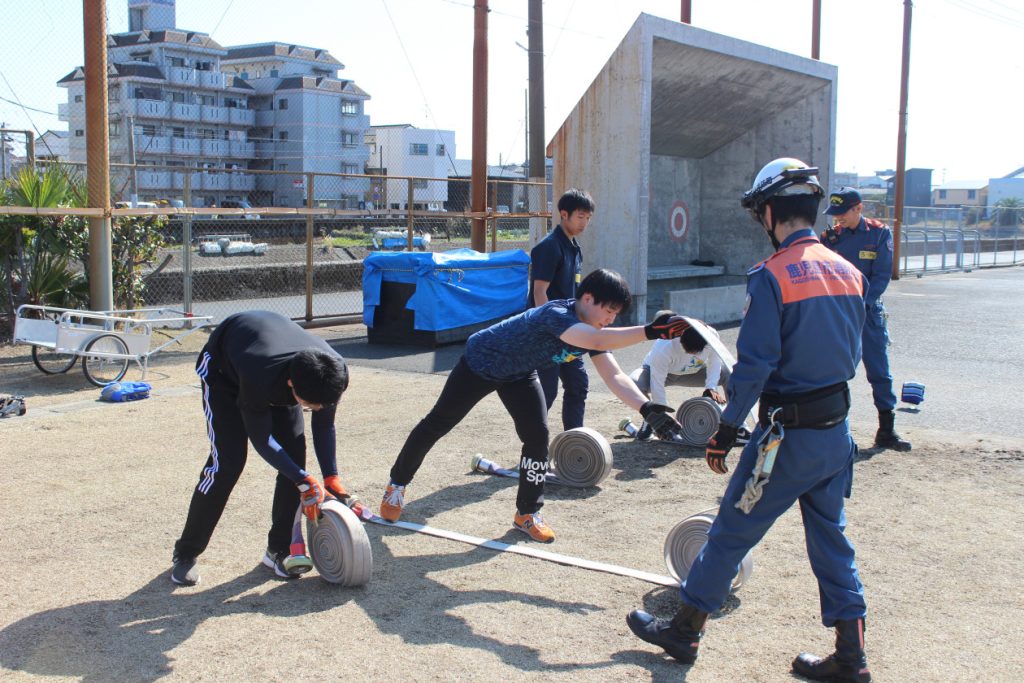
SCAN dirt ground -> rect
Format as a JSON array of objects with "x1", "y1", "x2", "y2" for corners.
[{"x1": 1, "y1": 328, "x2": 1022, "y2": 682}]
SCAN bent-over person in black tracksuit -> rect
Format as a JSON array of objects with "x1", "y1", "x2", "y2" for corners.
[{"x1": 170, "y1": 310, "x2": 357, "y2": 586}]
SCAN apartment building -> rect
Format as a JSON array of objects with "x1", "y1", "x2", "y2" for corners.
[{"x1": 56, "y1": 0, "x2": 370, "y2": 208}]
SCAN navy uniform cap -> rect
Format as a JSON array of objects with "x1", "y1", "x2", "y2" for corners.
[{"x1": 824, "y1": 187, "x2": 862, "y2": 215}]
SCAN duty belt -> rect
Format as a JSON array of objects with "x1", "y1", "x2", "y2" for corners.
[{"x1": 758, "y1": 382, "x2": 850, "y2": 429}]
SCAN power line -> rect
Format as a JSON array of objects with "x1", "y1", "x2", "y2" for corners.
[{"x1": 0, "y1": 94, "x2": 57, "y2": 116}]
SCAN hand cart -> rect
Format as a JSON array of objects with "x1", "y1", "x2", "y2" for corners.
[{"x1": 13, "y1": 304, "x2": 213, "y2": 387}]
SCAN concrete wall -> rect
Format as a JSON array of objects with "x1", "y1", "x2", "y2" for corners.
[{"x1": 549, "y1": 13, "x2": 837, "y2": 323}]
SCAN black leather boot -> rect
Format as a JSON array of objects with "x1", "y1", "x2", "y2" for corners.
[
  {"x1": 793, "y1": 618, "x2": 871, "y2": 682},
  {"x1": 874, "y1": 410, "x2": 911, "y2": 451},
  {"x1": 626, "y1": 603, "x2": 708, "y2": 664}
]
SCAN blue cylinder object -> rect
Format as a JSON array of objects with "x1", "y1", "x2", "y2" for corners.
[{"x1": 901, "y1": 381, "x2": 925, "y2": 405}]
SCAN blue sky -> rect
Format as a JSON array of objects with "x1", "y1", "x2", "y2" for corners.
[{"x1": 1, "y1": 0, "x2": 1021, "y2": 182}]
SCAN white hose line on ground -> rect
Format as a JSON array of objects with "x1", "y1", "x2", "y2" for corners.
[{"x1": 367, "y1": 515, "x2": 678, "y2": 588}]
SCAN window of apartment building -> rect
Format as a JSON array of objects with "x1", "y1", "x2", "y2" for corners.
[
  {"x1": 172, "y1": 127, "x2": 185, "y2": 139},
  {"x1": 968, "y1": 190, "x2": 977, "y2": 200},
  {"x1": 277, "y1": 163, "x2": 289, "y2": 171},
  {"x1": 410, "y1": 143, "x2": 428, "y2": 156},
  {"x1": 108, "y1": 86, "x2": 120, "y2": 102},
  {"x1": 341, "y1": 163, "x2": 360, "y2": 175},
  {"x1": 198, "y1": 129, "x2": 216, "y2": 140},
  {"x1": 74, "y1": 94, "x2": 83, "y2": 103},
  {"x1": 166, "y1": 160, "x2": 186, "y2": 167},
  {"x1": 278, "y1": 131, "x2": 289, "y2": 141},
  {"x1": 168, "y1": 57, "x2": 186, "y2": 68},
  {"x1": 129, "y1": 50, "x2": 151, "y2": 62},
  {"x1": 342, "y1": 132, "x2": 357, "y2": 148},
  {"x1": 341, "y1": 101, "x2": 358, "y2": 115},
  {"x1": 412, "y1": 179, "x2": 429, "y2": 189},
  {"x1": 75, "y1": 129, "x2": 84, "y2": 137},
  {"x1": 109, "y1": 122, "x2": 120, "y2": 137},
  {"x1": 270, "y1": 69, "x2": 279, "y2": 78},
  {"x1": 140, "y1": 124, "x2": 157, "y2": 136},
  {"x1": 240, "y1": 71, "x2": 249, "y2": 80},
  {"x1": 278, "y1": 99, "x2": 288, "y2": 110},
  {"x1": 195, "y1": 61, "x2": 213, "y2": 72},
  {"x1": 436, "y1": 144, "x2": 445, "y2": 157},
  {"x1": 939, "y1": 190, "x2": 947, "y2": 199},
  {"x1": 198, "y1": 94, "x2": 216, "y2": 106}
]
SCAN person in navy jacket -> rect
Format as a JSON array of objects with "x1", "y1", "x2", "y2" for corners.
[
  {"x1": 626, "y1": 159, "x2": 873, "y2": 683},
  {"x1": 821, "y1": 187, "x2": 911, "y2": 451}
]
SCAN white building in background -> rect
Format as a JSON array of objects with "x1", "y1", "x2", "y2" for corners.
[
  {"x1": 33, "y1": 130, "x2": 70, "y2": 162},
  {"x1": 988, "y1": 166, "x2": 1024, "y2": 212},
  {"x1": 365, "y1": 124, "x2": 455, "y2": 211},
  {"x1": 56, "y1": 0, "x2": 371, "y2": 208}
]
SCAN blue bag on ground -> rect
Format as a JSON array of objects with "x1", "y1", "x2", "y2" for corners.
[{"x1": 100, "y1": 381, "x2": 152, "y2": 402}]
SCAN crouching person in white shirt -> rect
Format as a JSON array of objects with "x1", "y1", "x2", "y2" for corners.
[{"x1": 628, "y1": 319, "x2": 730, "y2": 441}]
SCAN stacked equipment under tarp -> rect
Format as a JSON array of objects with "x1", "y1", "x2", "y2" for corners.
[{"x1": 362, "y1": 248, "x2": 530, "y2": 347}]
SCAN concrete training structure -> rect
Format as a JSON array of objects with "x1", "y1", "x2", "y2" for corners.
[{"x1": 547, "y1": 13, "x2": 838, "y2": 324}]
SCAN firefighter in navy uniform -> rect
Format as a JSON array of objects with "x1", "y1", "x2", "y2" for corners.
[
  {"x1": 626, "y1": 159, "x2": 872, "y2": 683},
  {"x1": 821, "y1": 188, "x2": 911, "y2": 451}
]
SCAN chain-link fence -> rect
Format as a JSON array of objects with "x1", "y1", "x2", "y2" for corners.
[{"x1": 0, "y1": 161, "x2": 548, "y2": 334}]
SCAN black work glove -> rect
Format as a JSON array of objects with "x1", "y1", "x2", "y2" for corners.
[
  {"x1": 644, "y1": 312, "x2": 690, "y2": 340},
  {"x1": 705, "y1": 423, "x2": 740, "y2": 474},
  {"x1": 639, "y1": 401, "x2": 682, "y2": 441}
]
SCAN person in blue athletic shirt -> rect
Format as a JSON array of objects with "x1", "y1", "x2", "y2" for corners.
[
  {"x1": 379, "y1": 269, "x2": 690, "y2": 543},
  {"x1": 530, "y1": 188, "x2": 595, "y2": 431},
  {"x1": 821, "y1": 187, "x2": 911, "y2": 451},
  {"x1": 627, "y1": 159, "x2": 873, "y2": 683}
]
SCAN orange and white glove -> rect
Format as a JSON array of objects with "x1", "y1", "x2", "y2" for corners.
[{"x1": 297, "y1": 475, "x2": 325, "y2": 522}]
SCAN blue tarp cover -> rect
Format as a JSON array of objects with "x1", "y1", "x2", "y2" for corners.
[{"x1": 362, "y1": 248, "x2": 530, "y2": 331}]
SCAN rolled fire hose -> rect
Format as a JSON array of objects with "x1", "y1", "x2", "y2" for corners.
[
  {"x1": 306, "y1": 499, "x2": 373, "y2": 586},
  {"x1": 548, "y1": 427, "x2": 613, "y2": 488},
  {"x1": 663, "y1": 507, "x2": 753, "y2": 593},
  {"x1": 675, "y1": 397, "x2": 723, "y2": 447}
]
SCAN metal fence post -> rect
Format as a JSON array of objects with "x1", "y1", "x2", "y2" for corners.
[
  {"x1": 407, "y1": 177, "x2": 414, "y2": 251},
  {"x1": 182, "y1": 172, "x2": 192, "y2": 315},
  {"x1": 305, "y1": 172, "x2": 315, "y2": 322}
]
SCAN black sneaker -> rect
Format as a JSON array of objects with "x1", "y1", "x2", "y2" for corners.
[
  {"x1": 261, "y1": 549, "x2": 313, "y2": 579},
  {"x1": 636, "y1": 421, "x2": 654, "y2": 442},
  {"x1": 171, "y1": 554, "x2": 200, "y2": 586}
]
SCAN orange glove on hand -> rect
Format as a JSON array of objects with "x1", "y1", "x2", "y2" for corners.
[
  {"x1": 297, "y1": 475, "x2": 325, "y2": 522},
  {"x1": 705, "y1": 423, "x2": 739, "y2": 474}
]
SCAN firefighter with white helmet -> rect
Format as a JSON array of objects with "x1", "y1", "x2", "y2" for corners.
[{"x1": 626, "y1": 158, "x2": 873, "y2": 682}]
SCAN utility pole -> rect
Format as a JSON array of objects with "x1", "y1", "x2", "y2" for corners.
[
  {"x1": 812, "y1": 0, "x2": 821, "y2": 60},
  {"x1": 892, "y1": 0, "x2": 913, "y2": 281},
  {"x1": 0, "y1": 121, "x2": 8, "y2": 182},
  {"x1": 127, "y1": 115, "x2": 138, "y2": 206},
  {"x1": 84, "y1": 0, "x2": 114, "y2": 310},
  {"x1": 470, "y1": 0, "x2": 488, "y2": 252},
  {"x1": 526, "y1": 0, "x2": 546, "y2": 245}
]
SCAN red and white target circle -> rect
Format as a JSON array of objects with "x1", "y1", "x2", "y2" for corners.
[{"x1": 669, "y1": 200, "x2": 689, "y2": 243}]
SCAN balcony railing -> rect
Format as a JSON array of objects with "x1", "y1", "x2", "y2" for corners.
[
  {"x1": 171, "y1": 137, "x2": 200, "y2": 155},
  {"x1": 134, "y1": 134, "x2": 172, "y2": 154},
  {"x1": 167, "y1": 67, "x2": 198, "y2": 85},
  {"x1": 229, "y1": 173, "x2": 256, "y2": 191},
  {"x1": 201, "y1": 139, "x2": 230, "y2": 156},
  {"x1": 130, "y1": 99, "x2": 170, "y2": 119},
  {"x1": 200, "y1": 105, "x2": 228, "y2": 123},
  {"x1": 201, "y1": 174, "x2": 231, "y2": 190},
  {"x1": 229, "y1": 141, "x2": 255, "y2": 158},
  {"x1": 198, "y1": 71, "x2": 225, "y2": 89},
  {"x1": 137, "y1": 170, "x2": 171, "y2": 189},
  {"x1": 171, "y1": 103, "x2": 200, "y2": 121},
  {"x1": 229, "y1": 108, "x2": 255, "y2": 126}
]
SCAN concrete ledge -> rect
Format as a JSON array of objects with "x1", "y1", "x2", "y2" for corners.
[
  {"x1": 648, "y1": 264, "x2": 725, "y2": 280},
  {"x1": 668, "y1": 284, "x2": 747, "y2": 324}
]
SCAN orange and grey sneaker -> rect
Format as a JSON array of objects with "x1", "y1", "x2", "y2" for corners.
[
  {"x1": 379, "y1": 482, "x2": 406, "y2": 522},
  {"x1": 513, "y1": 511, "x2": 555, "y2": 543}
]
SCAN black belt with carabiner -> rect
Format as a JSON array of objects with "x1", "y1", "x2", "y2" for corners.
[{"x1": 758, "y1": 382, "x2": 850, "y2": 429}]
